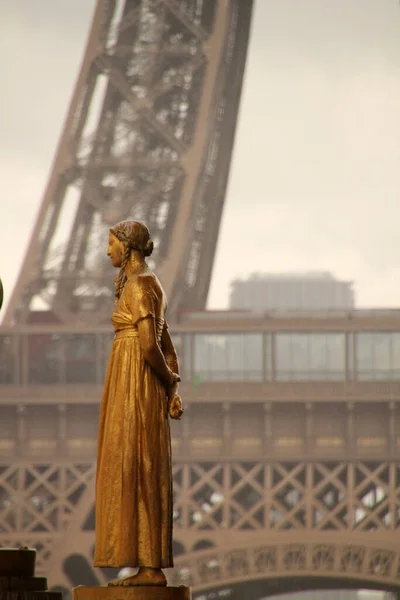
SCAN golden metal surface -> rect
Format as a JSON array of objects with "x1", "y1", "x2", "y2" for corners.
[{"x1": 94, "y1": 223, "x2": 182, "y2": 582}]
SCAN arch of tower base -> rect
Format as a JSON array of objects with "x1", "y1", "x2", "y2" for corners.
[
  {"x1": 36, "y1": 468, "x2": 400, "y2": 594},
  {"x1": 48, "y1": 524, "x2": 400, "y2": 596},
  {"x1": 171, "y1": 538, "x2": 400, "y2": 596}
]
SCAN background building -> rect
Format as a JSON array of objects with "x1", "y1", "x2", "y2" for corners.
[{"x1": 229, "y1": 272, "x2": 354, "y2": 311}]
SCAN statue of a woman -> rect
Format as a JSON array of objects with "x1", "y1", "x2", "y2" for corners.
[{"x1": 94, "y1": 220, "x2": 183, "y2": 586}]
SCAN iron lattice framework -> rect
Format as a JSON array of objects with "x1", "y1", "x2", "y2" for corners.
[
  {"x1": 2, "y1": 459, "x2": 400, "y2": 595},
  {"x1": 5, "y1": 0, "x2": 253, "y2": 326}
]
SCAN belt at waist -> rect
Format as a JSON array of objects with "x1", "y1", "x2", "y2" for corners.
[
  {"x1": 114, "y1": 328, "x2": 162, "y2": 342},
  {"x1": 114, "y1": 329, "x2": 139, "y2": 339}
]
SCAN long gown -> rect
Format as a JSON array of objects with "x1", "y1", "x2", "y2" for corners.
[{"x1": 94, "y1": 267, "x2": 173, "y2": 569}]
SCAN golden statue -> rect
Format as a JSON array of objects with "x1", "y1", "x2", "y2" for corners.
[{"x1": 94, "y1": 221, "x2": 183, "y2": 587}]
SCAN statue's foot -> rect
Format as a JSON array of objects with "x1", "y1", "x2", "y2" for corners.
[{"x1": 109, "y1": 567, "x2": 167, "y2": 587}]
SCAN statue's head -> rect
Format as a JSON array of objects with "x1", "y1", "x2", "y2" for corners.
[
  {"x1": 110, "y1": 220, "x2": 153, "y2": 260},
  {"x1": 108, "y1": 221, "x2": 154, "y2": 298}
]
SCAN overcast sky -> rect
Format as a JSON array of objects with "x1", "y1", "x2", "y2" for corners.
[{"x1": 1, "y1": 0, "x2": 400, "y2": 316}]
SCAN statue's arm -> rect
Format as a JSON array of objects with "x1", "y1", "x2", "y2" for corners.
[
  {"x1": 161, "y1": 324, "x2": 179, "y2": 375},
  {"x1": 137, "y1": 317, "x2": 179, "y2": 386},
  {"x1": 161, "y1": 323, "x2": 183, "y2": 419}
]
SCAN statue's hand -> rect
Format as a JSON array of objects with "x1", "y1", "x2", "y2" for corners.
[
  {"x1": 171, "y1": 372, "x2": 181, "y2": 385},
  {"x1": 168, "y1": 394, "x2": 183, "y2": 420}
]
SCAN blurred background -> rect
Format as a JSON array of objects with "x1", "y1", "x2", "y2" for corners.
[{"x1": 1, "y1": 2, "x2": 400, "y2": 600}]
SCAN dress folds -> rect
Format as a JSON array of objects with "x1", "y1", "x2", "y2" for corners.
[{"x1": 94, "y1": 269, "x2": 173, "y2": 569}]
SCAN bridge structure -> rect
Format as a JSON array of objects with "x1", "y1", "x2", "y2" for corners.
[
  {"x1": 1, "y1": 1, "x2": 400, "y2": 599},
  {"x1": 2, "y1": 311, "x2": 400, "y2": 598}
]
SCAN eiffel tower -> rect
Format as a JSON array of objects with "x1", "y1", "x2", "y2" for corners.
[{"x1": 4, "y1": 0, "x2": 253, "y2": 327}]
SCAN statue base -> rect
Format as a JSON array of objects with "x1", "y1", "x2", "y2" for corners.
[{"x1": 74, "y1": 586, "x2": 191, "y2": 600}]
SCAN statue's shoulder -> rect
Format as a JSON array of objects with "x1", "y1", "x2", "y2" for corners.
[
  {"x1": 136, "y1": 271, "x2": 158, "y2": 289},
  {"x1": 126, "y1": 271, "x2": 160, "y2": 297}
]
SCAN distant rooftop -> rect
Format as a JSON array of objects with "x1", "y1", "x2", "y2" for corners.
[
  {"x1": 231, "y1": 271, "x2": 352, "y2": 283},
  {"x1": 229, "y1": 272, "x2": 354, "y2": 311}
]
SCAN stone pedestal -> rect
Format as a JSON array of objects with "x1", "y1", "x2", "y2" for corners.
[
  {"x1": 74, "y1": 586, "x2": 191, "y2": 600},
  {"x1": 0, "y1": 547, "x2": 62, "y2": 600}
]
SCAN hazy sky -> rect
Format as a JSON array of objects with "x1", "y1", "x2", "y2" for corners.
[{"x1": 1, "y1": 0, "x2": 400, "y2": 316}]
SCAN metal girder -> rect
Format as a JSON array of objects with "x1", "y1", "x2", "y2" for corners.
[
  {"x1": 4, "y1": 0, "x2": 253, "y2": 326},
  {"x1": 2, "y1": 458, "x2": 397, "y2": 593}
]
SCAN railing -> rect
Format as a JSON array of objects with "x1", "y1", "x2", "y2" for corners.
[
  {"x1": 0, "y1": 434, "x2": 398, "y2": 461},
  {"x1": 181, "y1": 308, "x2": 400, "y2": 321},
  {"x1": 3, "y1": 380, "x2": 400, "y2": 405}
]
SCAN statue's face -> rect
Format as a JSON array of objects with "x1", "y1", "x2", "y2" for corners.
[{"x1": 107, "y1": 232, "x2": 124, "y2": 268}]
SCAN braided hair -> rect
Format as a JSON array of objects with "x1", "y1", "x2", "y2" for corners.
[{"x1": 110, "y1": 221, "x2": 154, "y2": 299}]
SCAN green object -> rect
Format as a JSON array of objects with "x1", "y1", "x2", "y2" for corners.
[{"x1": 193, "y1": 373, "x2": 201, "y2": 390}]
